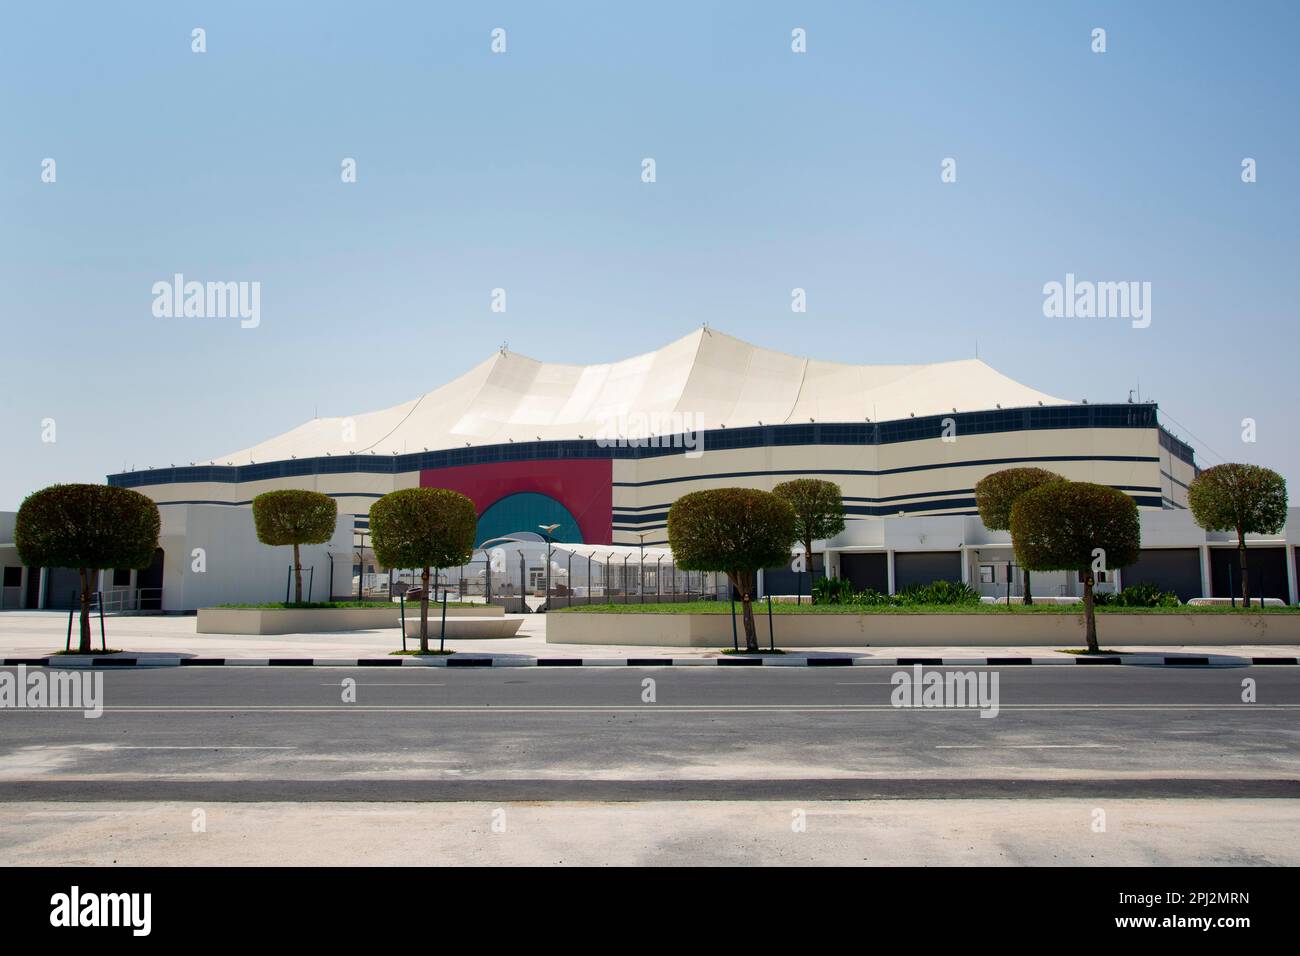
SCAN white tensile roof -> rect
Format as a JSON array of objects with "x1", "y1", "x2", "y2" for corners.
[{"x1": 207, "y1": 328, "x2": 1068, "y2": 464}]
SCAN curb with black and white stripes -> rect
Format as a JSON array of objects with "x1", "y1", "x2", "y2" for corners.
[{"x1": 5, "y1": 654, "x2": 1297, "y2": 668}]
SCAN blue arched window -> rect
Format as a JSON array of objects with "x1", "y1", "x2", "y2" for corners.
[{"x1": 476, "y1": 493, "x2": 583, "y2": 546}]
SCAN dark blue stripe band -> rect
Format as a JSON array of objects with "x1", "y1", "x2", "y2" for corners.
[{"x1": 106, "y1": 404, "x2": 1190, "y2": 489}]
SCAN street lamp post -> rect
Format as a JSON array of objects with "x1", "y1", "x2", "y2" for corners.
[
  {"x1": 355, "y1": 530, "x2": 369, "y2": 601},
  {"x1": 539, "y1": 524, "x2": 560, "y2": 612},
  {"x1": 635, "y1": 531, "x2": 649, "y2": 605},
  {"x1": 517, "y1": 550, "x2": 525, "y2": 611}
]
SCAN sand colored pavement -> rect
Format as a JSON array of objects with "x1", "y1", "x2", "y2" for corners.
[
  {"x1": 1, "y1": 799, "x2": 1296, "y2": 866},
  {"x1": 0, "y1": 611, "x2": 1293, "y2": 663}
]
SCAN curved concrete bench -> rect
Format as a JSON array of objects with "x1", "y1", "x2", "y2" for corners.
[
  {"x1": 402, "y1": 617, "x2": 522, "y2": 640},
  {"x1": 392, "y1": 601, "x2": 505, "y2": 617}
]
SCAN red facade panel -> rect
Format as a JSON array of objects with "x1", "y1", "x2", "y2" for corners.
[{"x1": 419, "y1": 459, "x2": 613, "y2": 545}]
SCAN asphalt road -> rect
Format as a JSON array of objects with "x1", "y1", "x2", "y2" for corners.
[{"x1": 2, "y1": 665, "x2": 1297, "y2": 801}]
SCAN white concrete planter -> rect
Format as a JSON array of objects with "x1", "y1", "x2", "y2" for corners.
[
  {"x1": 1187, "y1": 597, "x2": 1286, "y2": 607},
  {"x1": 198, "y1": 607, "x2": 400, "y2": 635},
  {"x1": 198, "y1": 604, "x2": 506, "y2": 636},
  {"x1": 547, "y1": 610, "x2": 1300, "y2": 647},
  {"x1": 981, "y1": 596, "x2": 1082, "y2": 605}
]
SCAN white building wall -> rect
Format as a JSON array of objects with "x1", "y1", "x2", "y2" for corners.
[
  {"x1": 823, "y1": 508, "x2": 1300, "y2": 602},
  {"x1": 156, "y1": 504, "x2": 355, "y2": 611}
]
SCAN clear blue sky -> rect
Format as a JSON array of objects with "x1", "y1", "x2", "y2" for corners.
[{"x1": 2, "y1": 1, "x2": 1297, "y2": 509}]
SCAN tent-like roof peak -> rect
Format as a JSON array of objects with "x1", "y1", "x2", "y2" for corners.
[{"x1": 204, "y1": 328, "x2": 1066, "y2": 464}]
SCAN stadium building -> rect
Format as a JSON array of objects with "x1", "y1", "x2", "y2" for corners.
[
  {"x1": 107, "y1": 326, "x2": 1197, "y2": 532},
  {"x1": 7, "y1": 327, "x2": 1295, "y2": 612}
]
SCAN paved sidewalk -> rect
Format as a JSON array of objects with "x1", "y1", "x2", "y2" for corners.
[
  {"x1": 6, "y1": 799, "x2": 1299, "y2": 866},
  {"x1": 0, "y1": 611, "x2": 1294, "y2": 666}
]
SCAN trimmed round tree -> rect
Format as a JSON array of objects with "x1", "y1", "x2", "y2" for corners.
[
  {"x1": 1010, "y1": 481, "x2": 1140, "y2": 653},
  {"x1": 1188, "y1": 463, "x2": 1288, "y2": 607},
  {"x1": 974, "y1": 467, "x2": 1065, "y2": 605},
  {"x1": 772, "y1": 478, "x2": 846, "y2": 603},
  {"x1": 667, "y1": 488, "x2": 797, "y2": 652},
  {"x1": 252, "y1": 490, "x2": 338, "y2": 604},
  {"x1": 368, "y1": 488, "x2": 477, "y2": 652},
  {"x1": 15, "y1": 484, "x2": 161, "y2": 653}
]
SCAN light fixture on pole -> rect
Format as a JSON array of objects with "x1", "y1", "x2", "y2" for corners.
[
  {"x1": 539, "y1": 524, "x2": 560, "y2": 611},
  {"x1": 355, "y1": 530, "x2": 369, "y2": 602},
  {"x1": 635, "y1": 531, "x2": 650, "y2": 604}
]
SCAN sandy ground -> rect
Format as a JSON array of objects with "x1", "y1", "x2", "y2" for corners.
[
  {"x1": 1, "y1": 799, "x2": 1295, "y2": 866},
  {"x1": 0, "y1": 611, "x2": 1291, "y2": 661}
]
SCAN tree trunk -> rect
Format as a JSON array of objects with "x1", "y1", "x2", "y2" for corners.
[
  {"x1": 293, "y1": 542, "x2": 303, "y2": 604},
  {"x1": 1023, "y1": 568, "x2": 1033, "y2": 606},
  {"x1": 419, "y1": 566, "x2": 430, "y2": 653},
  {"x1": 740, "y1": 592, "x2": 759, "y2": 652},
  {"x1": 728, "y1": 570, "x2": 760, "y2": 651},
  {"x1": 1238, "y1": 529, "x2": 1250, "y2": 608},
  {"x1": 1082, "y1": 572, "x2": 1098, "y2": 653},
  {"x1": 78, "y1": 567, "x2": 92, "y2": 654}
]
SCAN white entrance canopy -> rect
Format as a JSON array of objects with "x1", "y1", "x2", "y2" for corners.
[
  {"x1": 548, "y1": 543, "x2": 674, "y2": 563},
  {"x1": 475, "y1": 535, "x2": 674, "y2": 563}
]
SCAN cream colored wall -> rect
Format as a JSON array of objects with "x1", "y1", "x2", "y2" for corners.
[
  {"x1": 1161, "y1": 449, "x2": 1196, "y2": 508},
  {"x1": 139, "y1": 471, "x2": 403, "y2": 505},
  {"x1": 125, "y1": 426, "x2": 1168, "y2": 550},
  {"x1": 609, "y1": 427, "x2": 1165, "y2": 543}
]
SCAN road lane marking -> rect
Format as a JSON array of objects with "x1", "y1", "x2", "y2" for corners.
[
  {"x1": 935, "y1": 744, "x2": 1124, "y2": 749},
  {"x1": 107, "y1": 745, "x2": 296, "y2": 750},
  {"x1": 3, "y1": 703, "x2": 1296, "y2": 715}
]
